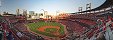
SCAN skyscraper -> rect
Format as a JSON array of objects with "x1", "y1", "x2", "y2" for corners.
[
  {"x1": 23, "y1": 10, "x2": 27, "y2": 16},
  {"x1": 16, "y1": 9, "x2": 20, "y2": 15},
  {"x1": 29, "y1": 11, "x2": 35, "y2": 16}
]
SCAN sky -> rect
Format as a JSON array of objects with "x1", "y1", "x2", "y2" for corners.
[{"x1": 0, "y1": 0, "x2": 106, "y2": 15}]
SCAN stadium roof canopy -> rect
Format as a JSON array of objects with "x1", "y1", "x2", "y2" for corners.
[{"x1": 78, "y1": 0, "x2": 113, "y2": 13}]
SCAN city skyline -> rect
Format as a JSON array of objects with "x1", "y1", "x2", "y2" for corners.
[{"x1": 0, "y1": 0, "x2": 105, "y2": 15}]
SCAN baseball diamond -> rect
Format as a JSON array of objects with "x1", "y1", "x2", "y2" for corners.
[{"x1": 26, "y1": 21, "x2": 65, "y2": 37}]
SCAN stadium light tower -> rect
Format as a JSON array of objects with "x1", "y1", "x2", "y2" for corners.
[
  {"x1": 86, "y1": 3, "x2": 91, "y2": 13},
  {"x1": 78, "y1": 7, "x2": 82, "y2": 14}
]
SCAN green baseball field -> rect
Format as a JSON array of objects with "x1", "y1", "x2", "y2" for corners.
[{"x1": 26, "y1": 21, "x2": 65, "y2": 37}]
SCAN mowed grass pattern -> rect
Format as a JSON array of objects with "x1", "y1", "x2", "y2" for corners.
[
  {"x1": 26, "y1": 21, "x2": 65, "y2": 37},
  {"x1": 45, "y1": 28, "x2": 57, "y2": 33}
]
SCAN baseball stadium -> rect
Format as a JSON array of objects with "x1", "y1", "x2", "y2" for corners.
[{"x1": 0, "y1": 0, "x2": 113, "y2": 40}]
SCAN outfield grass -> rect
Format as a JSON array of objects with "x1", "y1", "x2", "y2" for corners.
[
  {"x1": 45, "y1": 28, "x2": 57, "y2": 33},
  {"x1": 26, "y1": 21, "x2": 65, "y2": 37}
]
